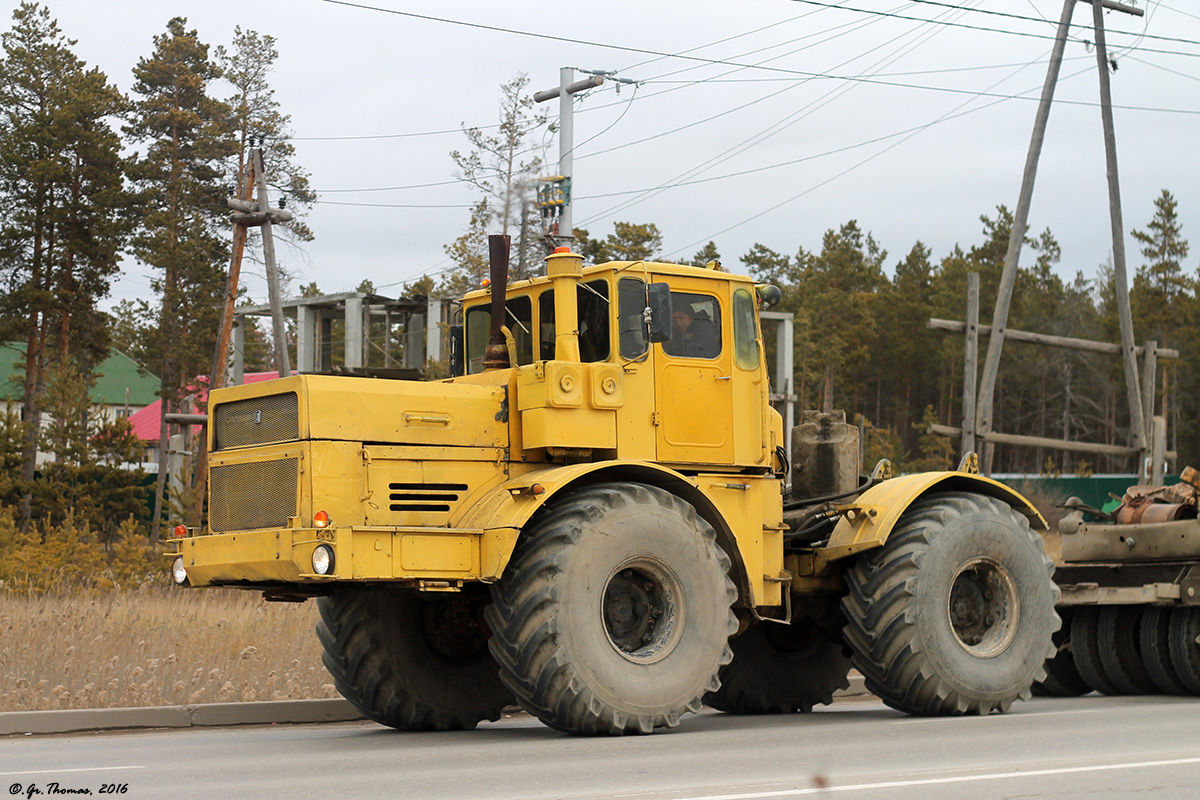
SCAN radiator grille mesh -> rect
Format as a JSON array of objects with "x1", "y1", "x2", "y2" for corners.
[
  {"x1": 213, "y1": 393, "x2": 299, "y2": 450},
  {"x1": 209, "y1": 458, "x2": 299, "y2": 532}
]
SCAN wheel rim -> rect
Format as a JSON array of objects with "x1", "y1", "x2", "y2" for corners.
[
  {"x1": 603, "y1": 558, "x2": 684, "y2": 664},
  {"x1": 947, "y1": 557, "x2": 1020, "y2": 658}
]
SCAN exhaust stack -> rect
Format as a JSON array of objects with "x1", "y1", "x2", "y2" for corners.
[{"x1": 483, "y1": 234, "x2": 511, "y2": 371}]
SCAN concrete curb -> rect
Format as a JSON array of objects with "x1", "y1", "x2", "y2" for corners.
[
  {"x1": 0, "y1": 698, "x2": 364, "y2": 736},
  {"x1": 2, "y1": 675, "x2": 872, "y2": 736}
]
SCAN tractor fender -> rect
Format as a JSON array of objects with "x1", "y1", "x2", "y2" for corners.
[
  {"x1": 453, "y1": 460, "x2": 753, "y2": 603},
  {"x1": 816, "y1": 471, "x2": 1048, "y2": 567}
]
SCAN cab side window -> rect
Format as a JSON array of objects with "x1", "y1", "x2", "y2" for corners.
[
  {"x1": 662, "y1": 292, "x2": 722, "y2": 359},
  {"x1": 577, "y1": 280, "x2": 611, "y2": 362},
  {"x1": 464, "y1": 295, "x2": 533, "y2": 374},
  {"x1": 732, "y1": 288, "x2": 760, "y2": 369},
  {"x1": 618, "y1": 278, "x2": 649, "y2": 359},
  {"x1": 537, "y1": 280, "x2": 611, "y2": 362}
]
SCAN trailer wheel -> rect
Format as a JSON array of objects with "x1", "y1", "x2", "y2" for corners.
[
  {"x1": 841, "y1": 492, "x2": 1059, "y2": 716},
  {"x1": 1168, "y1": 607, "x2": 1200, "y2": 695},
  {"x1": 1097, "y1": 605, "x2": 1158, "y2": 694},
  {"x1": 486, "y1": 482, "x2": 738, "y2": 735},
  {"x1": 1140, "y1": 606, "x2": 1188, "y2": 695},
  {"x1": 1070, "y1": 606, "x2": 1122, "y2": 695},
  {"x1": 1032, "y1": 607, "x2": 1090, "y2": 697},
  {"x1": 316, "y1": 589, "x2": 511, "y2": 731},
  {"x1": 704, "y1": 620, "x2": 852, "y2": 714}
]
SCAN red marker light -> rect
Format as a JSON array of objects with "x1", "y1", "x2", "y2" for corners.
[
  {"x1": 173, "y1": 524, "x2": 187, "y2": 538},
  {"x1": 553, "y1": 247, "x2": 571, "y2": 254},
  {"x1": 314, "y1": 510, "x2": 330, "y2": 528}
]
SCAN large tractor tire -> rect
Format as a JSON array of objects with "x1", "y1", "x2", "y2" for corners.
[
  {"x1": 1096, "y1": 605, "x2": 1158, "y2": 694},
  {"x1": 486, "y1": 482, "x2": 738, "y2": 735},
  {"x1": 704, "y1": 619, "x2": 852, "y2": 714},
  {"x1": 1168, "y1": 607, "x2": 1200, "y2": 694},
  {"x1": 316, "y1": 589, "x2": 512, "y2": 731},
  {"x1": 1032, "y1": 607, "x2": 1090, "y2": 697},
  {"x1": 841, "y1": 492, "x2": 1059, "y2": 716},
  {"x1": 1140, "y1": 606, "x2": 1188, "y2": 694},
  {"x1": 1071, "y1": 606, "x2": 1122, "y2": 695}
]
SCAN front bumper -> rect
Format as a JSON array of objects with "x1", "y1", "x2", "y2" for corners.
[{"x1": 173, "y1": 525, "x2": 520, "y2": 588}]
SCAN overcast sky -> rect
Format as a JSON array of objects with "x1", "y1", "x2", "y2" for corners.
[{"x1": 20, "y1": 0, "x2": 1200, "y2": 312}]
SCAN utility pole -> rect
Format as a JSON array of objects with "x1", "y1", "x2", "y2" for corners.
[
  {"x1": 973, "y1": 0, "x2": 1144, "y2": 474},
  {"x1": 534, "y1": 68, "x2": 637, "y2": 250},
  {"x1": 211, "y1": 154, "x2": 257, "y2": 395},
  {"x1": 191, "y1": 143, "x2": 293, "y2": 526},
  {"x1": 222, "y1": 146, "x2": 294, "y2": 378},
  {"x1": 1091, "y1": 0, "x2": 1148, "y2": 471}
]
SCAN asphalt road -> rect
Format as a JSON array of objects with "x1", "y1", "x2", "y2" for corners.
[{"x1": 3, "y1": 694, "x2": 1199, "y2": 800}]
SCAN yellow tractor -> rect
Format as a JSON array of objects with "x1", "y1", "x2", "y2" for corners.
[{"x1": 171, "y1": 238, "x2": 1059, "y2": 735}]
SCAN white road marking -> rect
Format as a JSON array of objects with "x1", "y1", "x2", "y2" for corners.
[
  {"x1": 0, "y1": 766, "x2": 146, "y2": 778},
  {"x1": 894, "y1": 707, "x2": 1107, "y2": 723},
  {"x1": 631, "y1": 756, "x2": 1200, "y2": 800}
]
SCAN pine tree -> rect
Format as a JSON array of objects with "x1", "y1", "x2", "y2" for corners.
[
  {"x1": 125, "y1": 17, "x2": 236, "y2": 539},
  {"x1": 599, "y1": 221, "x2": 663, "y2": 262},
  {"x1": 877, "y1": 242, "x2": 937, "y2": 453},
  {"x1": 38, "y1": 357, "x2": 93, "y2": 466},
  {"x1": 798, "y1": 221, "x2": 887, "y2": 415},
  {"x1": 0, "y1": 2, "x2": 129, "y2": 523},
  {"x1": 1131, "y1": 189, "x2": 1192, "y2": 424}
]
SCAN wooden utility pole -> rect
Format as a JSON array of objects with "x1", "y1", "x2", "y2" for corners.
[
  {"x1": 962, "y1": 273, "x2": 979, "y2": 457},
  {"x1": 1091, "y1": 0, "x2": 1148, "y2": 468},
  {"x1": 218, "y1": 147, "x2": 293, "y2": 376},
  {"x1": 210, "y1": 157, "x2": 257, "y2": 396},
  {"x1": 974, "y1": 0, "x2": 1145, "y2": 473}
]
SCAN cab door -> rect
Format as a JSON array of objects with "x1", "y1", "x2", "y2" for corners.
[{"x1": 655, "y1": 280, "x2": 734, "y2": 465}]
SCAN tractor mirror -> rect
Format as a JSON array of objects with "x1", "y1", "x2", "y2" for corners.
[
  {"x1": 646, "y1": 283, "x2": 673, "y2": 343},
  {"x1": 755, "y1": 283, "x2": 782, "y2": 309}
]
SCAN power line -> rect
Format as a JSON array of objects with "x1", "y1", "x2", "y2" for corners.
[
  {"x1": 577, "y1": 1, "x2": 1007, "y2": 225},
  {"x1": 578, "y1": 62, "x2": 1094, "y2": 203},
  {"x1": 787, "y1": 0, "x2": 1089, "y2": 44},
  {"x1": 300, "y1": 1, "x2": 1195, "y2": 148},
  {"x1": 312, "y1": 179, "x2": 460, "y2": 192},
  {"x1": 316, "y1": 200, "x2": 474, "y2": 208},
  {"x1": 793, "y1": 0, "x2": 1200, "y2": 57},
  {"x1": 907, "y1": 0, "x2": 1200, "y2": 48},
  {"x1": 285, "y1": 126, "x2": 496, "y2": 142},
  {"x1": 320, "y1": 0, "x2": 1200, "y2": 90},
  {"x1": 662, "y1": 81, "x2": 1044, "y2": 259}
]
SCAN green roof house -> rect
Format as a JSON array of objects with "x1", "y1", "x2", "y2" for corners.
[{"x1": 1, "y1": 341, "x2": 159, "y2": 465}]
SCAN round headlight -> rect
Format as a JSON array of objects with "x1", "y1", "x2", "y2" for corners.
[
  {"x1": 312, "y1": 544, "x2": 335, "y2": 576},
  {"x1": 171, "y1": 556, "x2": 188, "y2": 585}
]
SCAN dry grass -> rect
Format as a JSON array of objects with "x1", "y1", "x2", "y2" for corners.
[{"x1": 0, "y1": 586, "x2": 339, "y2": 711}]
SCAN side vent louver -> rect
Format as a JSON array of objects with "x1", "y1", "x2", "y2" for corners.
[{"x1": 388, "y1": 483, "x2": 468, "y2": 512}]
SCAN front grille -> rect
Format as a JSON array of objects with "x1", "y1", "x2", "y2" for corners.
[
  {"x1": 213, "y1": 393, "x2": 299, "y2": 450},
  {"x1": 388, "y1": 483, "x2": 468, "y2": 512},
  {"x1": 210, "y1": 458, "x2": 299, "y2": 532}
]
